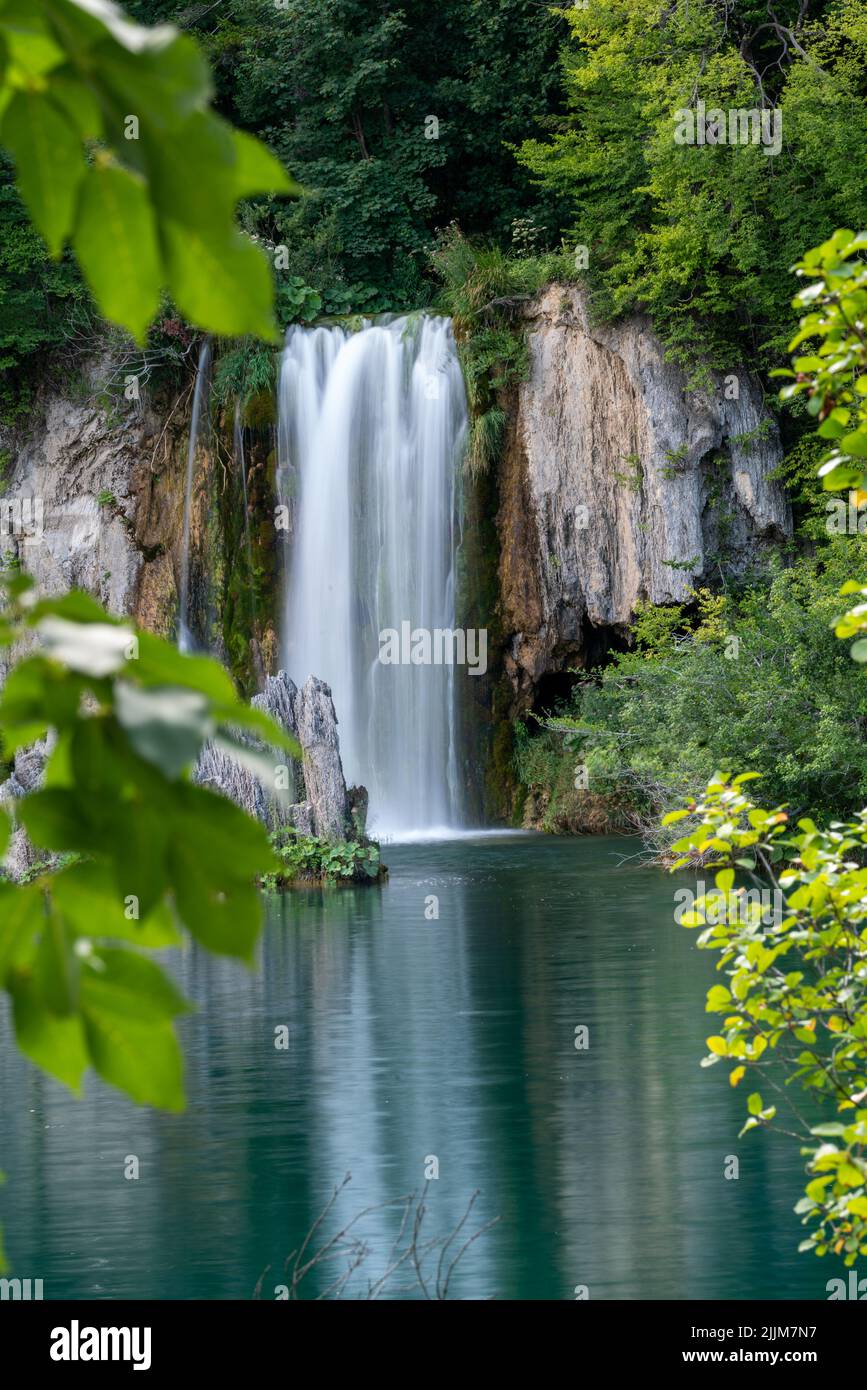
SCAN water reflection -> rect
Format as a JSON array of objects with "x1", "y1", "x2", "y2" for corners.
[{"x1": 0, "y1": 837, "x2": 843, "y2": 1299}]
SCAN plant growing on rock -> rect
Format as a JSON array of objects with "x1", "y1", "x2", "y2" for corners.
[{"x1": 265, "y1": 828, "x2": 381, "y2": 888}]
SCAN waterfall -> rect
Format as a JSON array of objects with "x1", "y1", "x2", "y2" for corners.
[
  {"x1": 234, "y1": 402, "x2": 255, "y2": 606},
  {"x1": 277, "y1": 315, "x2": 468, "y2": 838},
  {"x1": 178, "y1": 339, "x2": 211, "y2": 652}
]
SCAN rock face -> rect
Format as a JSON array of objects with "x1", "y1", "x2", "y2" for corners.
[
  {"x1": 497, "y1": 285, "x2": 791, "y2": 704},
  {"x1": 0, "y1": 353, "x2": 207, "y2": 680},
  {"x1": 195, "y1": 671, "x2": 357, "y2": 842},
  {"x1": 0, "y1": 383, "x2": 143, "y2": 623},
  {"x1": 0, "y1": 736, "x2": 55, "y2": 880},
  {"x1": 293, "y1": 676, "x2": 352, "y2": 842}
]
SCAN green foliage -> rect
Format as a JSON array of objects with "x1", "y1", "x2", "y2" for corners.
[
  {"x1": 515, "y1": 0, "x2": 867, "y2": 374},
  {"x1": 265, "y1": 828, "x2": 381, "y2": 887},
  {"x1": 0, "y1": 0, "x2": 296, "y2": 344},
  {"x1": 211, "y1": 339, "x2": 276, "y2": 411},
  {"x1": 667, "y1": 775, "x2": 867, "y2": 1264},
  {"x1": 165, "y1": 0, "x2": 570, "y2": 311},
  {"x1": 773, "y1": 228, "x2": 867, "y2": 654},
  {"x1": 0, "y1": 575, "x2": 300, "y2": 1114},
  {"x1": 466, "y1": 407, "x2": 507, "y2": 481},
  {"x1": 519, "y1": 551, "x2": 867, "y2": 831},
  {"x1": 770, "y1": 428, "x2": 836, "y2": 540},
  {"x1": 432, "y1": 224, "x2": 577, "y2": 474},
  {"x1": 0, "y1": 159, "x2": 89, "y2": 419}
]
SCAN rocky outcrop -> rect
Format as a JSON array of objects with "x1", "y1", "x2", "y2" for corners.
[
  {"x1": 195, "y1": 671, "x2": 359, "y2": 842},
  {"x1": 2, "y1": 671, "x2": 361, "y2": 880},
  {"x1": 0, "y1": 736, "x2": 55, "y2": 880},
  {"x1": 0, "y1": 351, "x2": 210, "y2": 675},
  {"x1": 497, "y1": 285, "x2": 791, "y2": 704},
  {"x1": 294, "y1": 676, "x2": 352, "y2": 842}
]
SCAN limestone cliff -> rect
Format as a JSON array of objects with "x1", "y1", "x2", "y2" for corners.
[
  {"x1": 0, "y1": 354, "x2": 192, "y2": 673},
  {"x1": 496, "y1": 285, "x2": 791, "y2": 706}
]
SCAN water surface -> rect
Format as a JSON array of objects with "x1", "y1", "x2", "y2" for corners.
[{"x1": 0, "y1": 836, "x2": 838, "y2": 1300}]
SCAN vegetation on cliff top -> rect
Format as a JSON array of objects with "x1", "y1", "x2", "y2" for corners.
[{"x1": 516, "y1": 0, "x2": 867, "y2": 378}]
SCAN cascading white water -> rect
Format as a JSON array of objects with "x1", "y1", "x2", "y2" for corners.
[
  {"x1": 234, "y1": 402, "x2": 255, "y2": 590},
  {"x1": 278, "y1": 315, "x2": 468, "y2": 838},
  {"x1": 178, "y1": 339, "x2": 211, "y2": 652}
]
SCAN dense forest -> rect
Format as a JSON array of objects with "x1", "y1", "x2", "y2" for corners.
[{"x1": 6, "y1": 1, "x2": 866, "y2": 381}]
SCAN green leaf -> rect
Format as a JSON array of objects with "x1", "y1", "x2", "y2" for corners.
[
  {"x1": 36, "y1": 614, "x2": 134, "y2": 676},
  {"x1": 0, "y1": 884, "x2": 44, "y2": 982},
  {"x1": 48, "y1": 71, "x2": 104, "y2": 139},
  {"x1": 99, "y1": 42, "x2": 212, "y2": 136},
  {"x1": 8, "y1": 972, "x2": 88, "y2": 1093},
  {"x1": 133, "y1": 632, "x2": 238, "y2": 702},
  {"x1": 840, "y1": 430, "x2": 867, "y2": 460},
  {"x1": 169, "y1": 849, "x2": 262, "y2": 961},
  {"x1": 232, "y1": 128, "x2": 299, "y2": 199},
  {"x1": 80, "y1": 947, "x2": 190, "y2": 1023},
  {"x1": 169, "y1": 781, "x2": 275, "y2": 879},
  {"x1": 114, "y1": 682, "x2": 213, "y2": 779},
  {"x1": 51, "y1": 861, "x2": 180, "y2": 948},
  {"x1": 748, "y1": 1091, "x2": 763, "y2": 1115},
  {"x1": 105, "y1": 805, "x2": 170, "y2": 922},
  {"x1": 18, "y1": 788, "x2": 101, "y2": 854},
  {"x1": 706, "y1": 985, "x2": 732, "y2": 1011},
  {"x1": 72, "y1": 164, "x2": 163, "y2": 344},
  {"x1": 162, "y1": 220, "x2": 279, "y2": 341},
  {"x1": 838, "y1": 1162, "x2": 864, "y2": 1187},
  {"x1": 35, "y1": 905, "x2": 79, "y2": 1015},
  {"x1": 1, "y1": 90, "x2": 85, "y2": 254},
  {"x1": 82, "y1": 1007, "x2": 184, "y2": 1111}
]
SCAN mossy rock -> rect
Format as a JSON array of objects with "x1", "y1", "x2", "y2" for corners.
[{"x1": 243, "y1": 390, "x2": 277, "y2": 429}]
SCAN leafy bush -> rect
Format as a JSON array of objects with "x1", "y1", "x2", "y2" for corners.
[
  {"x1": 773, "y1": 228, "x2": 867, "y2": 657},
  {"x1": 519, "y1": 550, "x2": 867, "y2": 835},
  {"x1": 265, "y1": 828, "x2": 382, "y2": 887},
  {"x1": 666, "y1": 774, "x2": 867, "y2": 1266},
  {"x1": 212, "y1": 339, "x2": 277, "y2": 410},
  {"x1": 515, "y1": 0, "x2": 867, "y2": 378},
  {"x1": 431, "y1": 225, "x2": 577, "y2": 474}
]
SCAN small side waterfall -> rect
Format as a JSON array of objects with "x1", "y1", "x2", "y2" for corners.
[
  {"x1": 178, "y1": 340, "x2": 211, "y2": 651},
  {"x1": 277, "y1": 316, "x2": 468, "y2": 838},
  {"x1": 234, "y1": 402, "x2": 255, "y2": 603}
]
